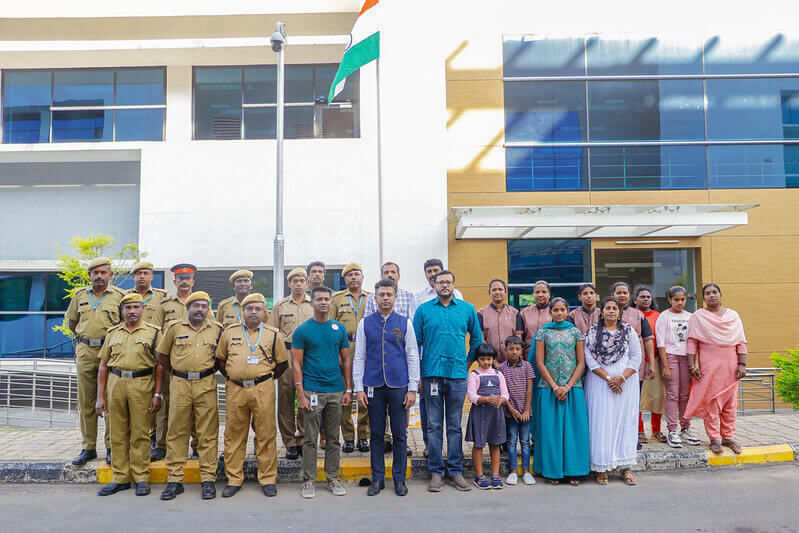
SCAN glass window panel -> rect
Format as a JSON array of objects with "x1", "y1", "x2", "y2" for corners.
[
  {"x1": 116, "y1": 68, "x2": 164, "y2": 106},
  {"x1": 709, "y1": 144, "x2": 792, "y2": 188},
  {"x1": 707, "y1": 78, "x2": 799, "y2": 141},
  {"x1": 285, "y1": 65, "x2": 314, "y2": 103},
  {"x1": 45, "y1": 315, "x2": 73, "y2": 358},
  {"x1": 53, "y1": 70, "x2": 114, "y2": 107},
  {"x1": 315, "y1": 66, "x2": 359, "y2": 103},
  {"x1": 506, "y1": 146, "x2": 587, "y2": 191},
  {"x1": 504, "y1": 81, "x2": 586, "y2": 142},
  {"x1": 2, "y1": 71, "x2": 52, "y2": 144},
  {"x1": 115, "y1": 109, "x2": 164, "y2": 141},
  {"x1": 45, "y1": 274, "x2": 70, "y2": 312},
  {"x1": 194, "y1": 68, "x2": 242, "y2": 140},
  {"x1": 784, "y1": 145, "x2": 799, "y2": 188},
  {"x1": 0, "y1": 274, "x2": 46, "y2": 312},
  {"x1": 503, "y1": 36, "x2": 586, "y2": 77},
  {"x1": 704, "y1": 34, "x2": 799, "y2": 74},
  {"x1": 0, "y1": 314, "x2": 46, "y2": 358},
  {"x1": 320, "y1": 107, "x2": 359, "y2": 138},
  {"x1": 586, "y1": 36, "x2": 703, "y2": 75},
  {"x1": 588, "y1": 80, "x2": 705, "y2": 141},
  {"x1": 285, "y1": 106, "x2": 315, "y2": 139},
  {"x1": 51, "y1": 109, "x2": 113, "y2": 142},
  {"x1": 243, "y1": 67, "x2": 276, "y2": 105},
  {"x1": 590, "y1": 145, "x2": 707, "y2": 190},
  {"x1": 243, "y1": 107, "x2": 276, "y2": 139},
  {"x1": 507, "y1": 239, "x2": 591, "y2": 307}
]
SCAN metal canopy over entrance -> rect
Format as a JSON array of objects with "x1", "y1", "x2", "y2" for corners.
[{"x1": 447, "y1": 204, "x2": 758, "y2": 240}]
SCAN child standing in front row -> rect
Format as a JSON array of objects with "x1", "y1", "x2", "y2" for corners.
[
  {"x1": 497, "y1": 336, "x2": 536, "y2": 485},
  {"x1": 466, "y1": 343, "x2": 509, "y2": 490}
]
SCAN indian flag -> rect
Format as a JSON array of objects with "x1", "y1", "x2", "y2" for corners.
[{"x1": 327, "y1": 0, "x2": 380, "y2": 102}]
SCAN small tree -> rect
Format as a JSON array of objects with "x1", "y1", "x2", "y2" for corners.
[
  {"x1": 771, "y1": 346, "x2": 799, "y2": 410},
  {"x1": 52, "y1": 233, "x2": 146, "y2": 338}
]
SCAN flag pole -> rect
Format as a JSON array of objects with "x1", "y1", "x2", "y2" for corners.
[{"x1": 376, "y1": 56, "x2": 384, "y2": 266}]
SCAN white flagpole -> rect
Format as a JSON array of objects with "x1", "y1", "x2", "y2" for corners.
[{"x1": 376, "y1": 56, "x2": 384, "y2": 267}]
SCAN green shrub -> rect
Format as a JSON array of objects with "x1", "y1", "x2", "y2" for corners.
[{"x1": 771, "y1": 346, "x2": 799, "y2": 409}]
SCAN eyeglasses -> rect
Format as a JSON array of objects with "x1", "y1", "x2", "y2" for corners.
[{"x1": 436, "y1": 280, "x2": 454, "y2": 286}]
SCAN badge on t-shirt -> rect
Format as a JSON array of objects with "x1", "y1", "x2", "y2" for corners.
[
  {"x1": 310, "y1": 394, "x2": 319, "y2": 407},
  {"x1": 246, "y1": 353, "x2": 259, "y2": 365},
  {"x1": 331, "y1": 324, "x2": 339, "y2": 331}
]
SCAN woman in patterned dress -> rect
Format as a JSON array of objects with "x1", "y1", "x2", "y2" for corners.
[{"x1": 532, "y1": 298, "x2": 590, "y2": 485}]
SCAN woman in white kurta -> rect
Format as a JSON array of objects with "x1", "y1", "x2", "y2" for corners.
[{"x1": 584, "y1": 296, "x2": 642, "y2": 485}]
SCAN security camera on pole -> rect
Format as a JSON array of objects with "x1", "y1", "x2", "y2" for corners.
[{"x1": 270, "y1": 22, "x2": 286, "y2": 304}]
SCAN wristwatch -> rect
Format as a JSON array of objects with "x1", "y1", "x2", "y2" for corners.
[
  {"x1": 154, "y1": 393, "x2": 163, "y2": 399},
  {"x1": 346, "y1": 389, "x2": 354, "y2": 394},
  {"x1": 604, "y1": 375, "x2": 611, "y2": 382}
]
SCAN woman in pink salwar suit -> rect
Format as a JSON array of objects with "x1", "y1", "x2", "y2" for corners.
[{"x1": 684, "y1": 283, "x2": 747, "y2": 455}]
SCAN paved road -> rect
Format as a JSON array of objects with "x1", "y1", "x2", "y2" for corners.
[{"x1": 2, "y1": 464, "x2": 798, "y2": 532}]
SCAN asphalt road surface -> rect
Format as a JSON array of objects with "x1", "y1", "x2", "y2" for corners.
[{"x1": 2, "y1": 464, "x2": 798, "y2": 532}]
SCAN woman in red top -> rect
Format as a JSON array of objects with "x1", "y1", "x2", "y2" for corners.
[{"x1": 634, "y1": 285, "x2": 666, "y2": 444}]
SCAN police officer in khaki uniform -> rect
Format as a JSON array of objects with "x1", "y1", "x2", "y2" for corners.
[
  {"x1": 267, "y1": 268, "x2": 314, "y2": 460},
  {"x1": 150, "y1": 263, "x2": 197, "y2": 461},
  {"x1": 330, "y1": 263, "x2": 371, "y2": 453},
  {"x1": 66, "y1": 256, "x2": 125, "y2": 467},
  {"x1": 156, "y1": 291, "x2": 223, "y2": 501},
  {"x1": 217, "y1": 270, "x2": 270, "y2": 328},
  {"x1": 126, "y1": 261, "x2": 169, "y2": 326},
  {"x1": 95, "y1": 293, "x2": 163, "y2": 497},
  {"x1": 216, "y1": 293, "x2": 289, "y2": 498}
]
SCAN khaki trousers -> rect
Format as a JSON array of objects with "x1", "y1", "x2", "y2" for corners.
[
  {"x1": 75, "y1": 344, "x2": 110, "y2": 451},
  {"x1": 107, "y1": 373, "x2": 154, "y2": 483},
  {"x1": 341, "y1": 400, "x2": 369, "y2": 441},
  {"x1": 302, "y1": 391, "x2": 343, "y2": 482},
  {"x1": 224, "y1": 379, "x2": 277, "y2": 485},
  {"x1": 165, "y1": 374, "x2": 219, "y2": 483},
  {"x1": 277, "y1": 356, "x2": 304, "y2": 447}
]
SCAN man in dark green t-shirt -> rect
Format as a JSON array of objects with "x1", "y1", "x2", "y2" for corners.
[{"x1": 292, "y1": 285, "x2": 352, "y2": 499}]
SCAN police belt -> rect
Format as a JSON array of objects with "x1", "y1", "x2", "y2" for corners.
[
  {"x1": 110, "y1": 367, "x2": 154, "y2": 379},
  {"x1": 229, "y1": 373, "x2": 273, "y2": 389},
  {"x1": 77, "y1": 336, "x2": 105, "y2": 347},
  {"x1": 171, "y1": 368, "x2": 215, "y2": 381}
]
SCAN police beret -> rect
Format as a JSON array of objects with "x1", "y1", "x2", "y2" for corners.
[
  {"x1": 86, "y1": 257, "x2": 111, "y2": 272},
  {"x1": 119, "y1": 293, "x2": 144, "y2": 306},
  {"x1": 229, "y1": 269, "x2": 254, "y2": 283},
  {"x1": 170, "y1": 263, "x2": 197, "y2": 275},
  {"x1": 342, "y1": 263, "x2": 362, "y2": 277},
  {"x1": 185, "y1": 291, "x2": 210, "y2": 306},
  {"x1": 130, "y1": 261, "x2": 154, "y2": 274},
  {"x1": 241, "y1": 293, "x2": 266, "y2": 308},
  {"x1": 286, "y1": 268, "x2": 307, "y2": 281}
]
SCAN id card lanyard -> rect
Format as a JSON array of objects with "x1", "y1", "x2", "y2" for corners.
[
  {"x1": 88, "y1": 290, "x2": 105, "y2": 311},
  {"x1": 244, "y1": 324, "x2": 263, "y2": 356},
  {"x1": 348, "y1": 293, "x2": 364, "y2": 316}
]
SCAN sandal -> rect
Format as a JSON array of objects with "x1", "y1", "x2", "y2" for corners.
[
  {"x1": 620, "y1": 469, "x2": 637, "y2": 486},
  {"x1": 722, "y1": 439, "x2": 742, "y2": 454},
  {"x1": 548, "y1": 479, "x2": 560, "y2": 485},
  {"x1": 709, "y1": 441, "x2": 723, "y2": 454},
  {"x1": 652, "y1": 431, "x2": 668, "y2": 443},
  {"x1": 568, "y1": 479, "x2": 580, "y2": 486},
  {"x1": 595, "y1": 472, "x2": 608, "y2": 485},
  {"x1": 638, "y1": 432, "x2": 649, "y2": 444}
]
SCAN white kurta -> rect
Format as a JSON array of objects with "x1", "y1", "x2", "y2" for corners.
[{"x1": 584, "y1": 325, "x2": 642, "y2": 472}]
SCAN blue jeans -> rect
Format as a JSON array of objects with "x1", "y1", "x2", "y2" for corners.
[
  {"x1": 366, "y1": 385, "x2": 409, "y2": 483},
  {"x1": 506, "y1": 417, "x2": 531, "y2": 473},
  {"x1": 419, "y1": 394, "x2": 428, "y2": 446},
  {"x1": 422, "y1": 377, "x2": 467, "y2": 477}
]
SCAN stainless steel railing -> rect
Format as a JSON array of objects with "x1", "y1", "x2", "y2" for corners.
[{"x1": 738, "y1": 367, "x2": 778, "y2": 414}]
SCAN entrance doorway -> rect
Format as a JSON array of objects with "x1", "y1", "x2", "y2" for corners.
[{"x1": 594, "y1": 248, "x2": 697, "y2": 311}]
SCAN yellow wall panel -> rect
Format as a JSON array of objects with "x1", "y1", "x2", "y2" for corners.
[
  {"x1": 710, "y1": 236, "x2": 799, "y2": 283},
  {"x1": 446, "y1": 80, "x2": 504, "y2": 150},
  {"x1": 589, "y1": 189, "x2": 711, "y2": 205},
  {"x1": 448, "y1": 190, "x2": 592, "y2": 207},
  {"x1": 448, "y1": 239, "x2": 507, "y2": 288},
  {"x1": 709, "y1": 189, "x2": 799, "y2": 236}
]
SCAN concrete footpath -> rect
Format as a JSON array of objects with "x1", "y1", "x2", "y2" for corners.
[{"x1": 1, "y1": 410, "x2": 798, "y2": 483}]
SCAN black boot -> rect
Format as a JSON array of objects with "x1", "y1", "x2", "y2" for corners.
[
  {"x1": 384, "y1": 441, "x2": 392, "y2": 453},
  {"x1": 367, "y1": 479, "x2": 385, "y2": 496},
  {"x1": 262, "y1": 484, "x2": 277, "y2": 497},
  {"x1": 151, "y1": 447, "x2": 166, "y2": 461},
  {"x1": 135, "y1": 482, "x2": 151, "y2": 496},
  {"x1": 222, "y1": 485, "x2": 241, "y2": 498},
  {"x1": 342, "y1": 441, "x2": 355, "y2": 453},
  {"x1": 97, "y1": 482, "x2": 131, "y2": 496},
  {"x1": 201, "y1": 481, "x2": 216, "y2": 499},
  {"x1": 286, "y1": 446, "x2": 299, "y2": 460},
  {"x1": 394, "y1": 480, "x2": 408, "y2": 496},
  {"x1": 160, "y1": 482, "x2": 184, "y2": 501},
  {"x1": 358, "y1": 439, "x2": 370, "y2": 452},
  {"x1": 71, "y1": 449, "x2": 97, "y2": 467}
]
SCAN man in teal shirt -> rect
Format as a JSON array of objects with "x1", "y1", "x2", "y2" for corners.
[
  {"x1": 412, "y1": 270, "x2": 483, "y2": 493},
  {"x1": 292, "y1": 285, "x2": 352, "y2": 499}
]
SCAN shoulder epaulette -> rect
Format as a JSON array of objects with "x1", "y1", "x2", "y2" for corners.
[
  {"x1": 108, "y1": 323, "x2": 125, "y2": 332},
  {"x1": 224, "y1": 322, "x2": 243, "y2": 331}
]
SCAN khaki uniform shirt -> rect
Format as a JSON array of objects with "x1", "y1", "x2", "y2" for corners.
[
  {"x1": 267, "y1": 293, "x2": 313, "y2": 344},
  {"x1": 65, "y1": 285, "x2": 126, "y2": 340},
  {"x1": 216, "y1": 323, "x2": 288, "y2": 381},
  {"x1": 330, "y1": 288, "x2": 371, "y2": 338},
  {"x1": 157, "y1": 318, "x2": 223, "y2": 373},
  {"x1": 125, "y1": 287, "x2": 168, "y2": 326},
  {"x1": 152, "y1": 295, "x2": 189, "y2": 329},
  {"x1": 216, "y1": 296, "x2": 269, "y2": 329},
  {"x1": 99, "y1": 322, "x2": 162, "y2": 371}
]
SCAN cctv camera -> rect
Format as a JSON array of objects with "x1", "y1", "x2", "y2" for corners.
[{"x1": 270, "y1": 32, "x2": 285, "y2": 52}]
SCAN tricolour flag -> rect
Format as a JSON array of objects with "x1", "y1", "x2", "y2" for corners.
[{"x1": 327, "y1": 0, "x2": 380, "y2": 102}]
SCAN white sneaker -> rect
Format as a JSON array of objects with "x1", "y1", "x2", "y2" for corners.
[
  {"x1": 506, "y1": 472, "x2": 518, "y2": 485},
  {"x1": 667, "y1": 430, "x2": 683, "y2": 448},
  {"x1": 522, "y1": 472, "x2": 535, "y2": 485},
  {"x1": 681, "y1": 428, "x2": 700, "y2": 446}
]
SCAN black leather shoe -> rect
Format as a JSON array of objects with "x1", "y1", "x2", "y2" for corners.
[
  {"x1": 105, "y1": 449, "x2": 112, "y2": 465},
  {"x1": 384, "y1": 441, "x2": 393, "y2": 453},
  {"x1": 160, "y1": 482, "x2": 184, "y2": 501},
  {"x1": 394, "y1": 480, "x2": 408, "y2": 496},
  {"x1": 367, "y1": 480, "x2": 385, "y2": 496},
  {"x1": 201, "y1": 481, "x2": 216, "y2": 499},
  {"x1": 342, "y1": 441, "x2": 355, "y2": 453},
  {"x1": 151, "y1": 447, "x2": 166, "y2": 462},
  {"x1": 190, "y1": 446, "x2": 199, "y2": 459},
  {"x1": 358, "y1": 439, "x2": 370, "y2": 452},
  {"x1": 135, "y1": 482, "x2": 151, "y2": 496},
  {"x1": 286, "y1": 446, "x2": 299, "y2": 460},
  {"x1": 262, "y1": 484, "x2": 277, "y2": 497},
  {"x1": 222, "y1": 485, "x2": 240, "y2": 498},
  {"x1": 97, "y1": 482, "x2": 131, "y2": 496},
  {"x1": 71, "y1": 449, "x2": 97, "y2": 467}
]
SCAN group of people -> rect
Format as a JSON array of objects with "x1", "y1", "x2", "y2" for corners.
[{"x1": 65, "y1": 254, "x2": 748, "y2": 500}]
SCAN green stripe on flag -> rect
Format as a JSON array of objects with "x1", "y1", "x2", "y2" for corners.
[{"x1": 328, "y1": 31, "x2": 380, "y2": 102}]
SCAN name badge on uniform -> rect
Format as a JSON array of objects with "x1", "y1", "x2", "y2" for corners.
[
  {"x1": 430, "y1": 381, "x2": 439, "y2": 396},
  {"x1": 367, "y1": 386, "x2": 374, "y2": 398},
  {"x1": 309, "y1": 394, "x2": 319, "y2": 407},
  {"x1": 246, "y1": 353, "x2": 259, "y2": 365}
]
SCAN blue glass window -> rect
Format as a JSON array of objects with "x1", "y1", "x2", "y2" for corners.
[
  {"x1": 503, "y1": 37, "x2": 586, "y2": 77},
  {"x1": 707, "y1": 78, "x2": 799, "y2": 141},
  {"x1": 590, "y1": 145, "x2": 707, "y2": 190},
  {"x1": 53, "y1": 70, "x2": 114, "y2": 107},
  {"x1": 504, "y1": 81, "x2": 586, "y2": 142},
  {"x1": 507, "y1": 239, "x2": 591, "y2": 307},
  {"x1": 709, "y1": 144, "x2": 796, "y2": 188},
  {"x1": 586, "y1": 36, "x2": 703, "y2": 75},
  {"x1": 704, "y1": 34, "x2": 799, "y2": 75},
  {"x1": 2, "y1": 71, "x2": 51, "y2": 143},
  {"x1": 506, "y1": 146, "x2": 587, "y2": 191}
]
